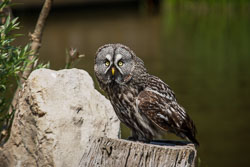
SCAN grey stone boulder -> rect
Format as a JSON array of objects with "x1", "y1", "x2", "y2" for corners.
[{"x1": 0, "y1": 69, "x2": 120, "y2": 167}]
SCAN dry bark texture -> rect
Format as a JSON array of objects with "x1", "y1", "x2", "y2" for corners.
[
  {"x1": 0, "y1": 69, "x2": 120, "y2": 167},
  {"x1": 10, "y1": 0, "x2": 53, "y2": 112},
  {"x1": 23, "y1": 0, "x2": 53, "y2": 80},
  {"x1": 5, "y1": 0, "x2": 53, "y2": 143},
  {"x1": 79, "y1": 137, "x2": 197, "y2": 167}
]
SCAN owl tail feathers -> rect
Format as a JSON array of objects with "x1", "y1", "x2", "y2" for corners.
[
  {"x1": 189, "y1": 136, "x2": 199, "y2": 147},
  {"x1": 185, "y1": 133, "x2": 199, "y2": 147},
  {"x1": 179, "y1": 130, "x2": 199, "y2": 147}
]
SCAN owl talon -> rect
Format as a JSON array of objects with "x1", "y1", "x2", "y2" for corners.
[{"x1": 127, "y1": 136, "x2": 137, "y2": 141}]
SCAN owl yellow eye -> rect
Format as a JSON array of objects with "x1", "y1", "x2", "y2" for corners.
[
  {"x1": 105, "y1": 61, "x2": 110, "y2": 66},
  {"x1": 118, "y1": 61, "x2": 123, "y2": 66}
]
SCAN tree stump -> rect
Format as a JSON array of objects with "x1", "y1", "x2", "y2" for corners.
[{"x1": 79, "y1": 137, "x2": 197, "y2": 167}]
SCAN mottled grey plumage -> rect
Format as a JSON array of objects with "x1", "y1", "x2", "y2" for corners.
[{"x1": 94, "y1": 44, "x2": 199, "y2": 145}]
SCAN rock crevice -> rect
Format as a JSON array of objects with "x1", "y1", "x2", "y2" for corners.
[{"x1": 0, "y1": 69, "x2": 120, "y2": 167}]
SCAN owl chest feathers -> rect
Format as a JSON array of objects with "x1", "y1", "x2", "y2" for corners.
[
  {"x1": 105, "y1": 81, "x2": 159, "y2": 139},
  {"x1": 107, "y1": 83, "x2": 140, "y2": 123}
]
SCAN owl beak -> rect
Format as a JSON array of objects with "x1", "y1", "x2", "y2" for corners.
[{"x1": 111, "y1": 67, "x2": 115, "y2": 76}]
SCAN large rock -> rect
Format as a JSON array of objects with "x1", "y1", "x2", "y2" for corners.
[{"x1": 0, "y1": 69, "x2": 120, "y2": 167}]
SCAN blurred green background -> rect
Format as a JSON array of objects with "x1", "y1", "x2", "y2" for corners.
[{"x1": 12, "y1": 0, "x2": 250, "y2": 166}]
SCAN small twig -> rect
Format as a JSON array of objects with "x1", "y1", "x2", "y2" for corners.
[
  {"x1": 22, "y1": 0, "x2": 53, "y2": 81},
  {"x1": 1, "y1": 0, "x2": 53, "y2": 145},
  {"x1": 9, "y1": 0, "x2": 53, "y2": 113},
  {"x1": 65, "y1": 47, "x2": 85, "y2": 69}
]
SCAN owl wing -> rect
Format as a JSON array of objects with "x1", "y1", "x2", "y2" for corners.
[{"x1": 137, "y1": 84, "x2": 199, "y2": 145}]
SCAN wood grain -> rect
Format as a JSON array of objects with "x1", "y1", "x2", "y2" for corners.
[{"x1": 79, "y1": 137, "x2": 197, "y2": 167}]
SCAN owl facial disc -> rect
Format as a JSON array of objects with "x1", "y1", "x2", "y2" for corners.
[{"x1": 95, "y1": 44, "x2": 135, "y2": 85}]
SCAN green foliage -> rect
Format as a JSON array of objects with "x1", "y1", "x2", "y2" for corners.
[
  {"x1": 0, "y1": 15, "x2": 32, "y2": 113},
  {"x1": 0, "y1": 0, "x2": 48, "y2": 144},
  {"x1": 0, "y1": 0, "x2": 10, "y2": 10}
]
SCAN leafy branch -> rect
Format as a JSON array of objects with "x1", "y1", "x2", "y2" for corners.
[{"x1": 0, "y1": 0, "x2": 52, "y2": 145}]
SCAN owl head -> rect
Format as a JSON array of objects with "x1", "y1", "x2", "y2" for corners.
[{"x1": 94, "y1": 44, "x2": 137, "y2": 85}]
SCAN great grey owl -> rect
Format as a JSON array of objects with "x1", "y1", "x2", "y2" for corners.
[{"x1": 94, "y1": 43, "x2": 199, "y2": 146}]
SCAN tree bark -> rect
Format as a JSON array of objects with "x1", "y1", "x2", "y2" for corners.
[
  {"x1": 79, "y1": 137, "x2": 197, "y2": 167},
  {"x1": 22, "y1": 0, "x2": 53, "y2": 81},
  {"x1": 1, "y1": 0, "x2": 53, "y2": 147},
  {"x1": 8, "y1": 0, "x2": 53, "y2": 114}
]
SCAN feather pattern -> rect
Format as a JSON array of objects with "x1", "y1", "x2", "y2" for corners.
[
  {"x1": 138, "y1": 75, "x2": 199, "y2": 145},
  {"x1": 94, "y1": 43, "x2": 199, "y2": 146}
]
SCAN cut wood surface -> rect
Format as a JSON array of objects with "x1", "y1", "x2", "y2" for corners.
[{"x1": 79, "y1": 137, "x2": 197, "y2": 167}]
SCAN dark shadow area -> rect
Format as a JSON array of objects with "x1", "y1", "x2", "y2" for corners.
[
  {"x1": 150, "y1": 140, "x2": 193, "y2": 146},
  {"x1": 12, "y1": 0, "x2": 140, "y2": 14}
]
